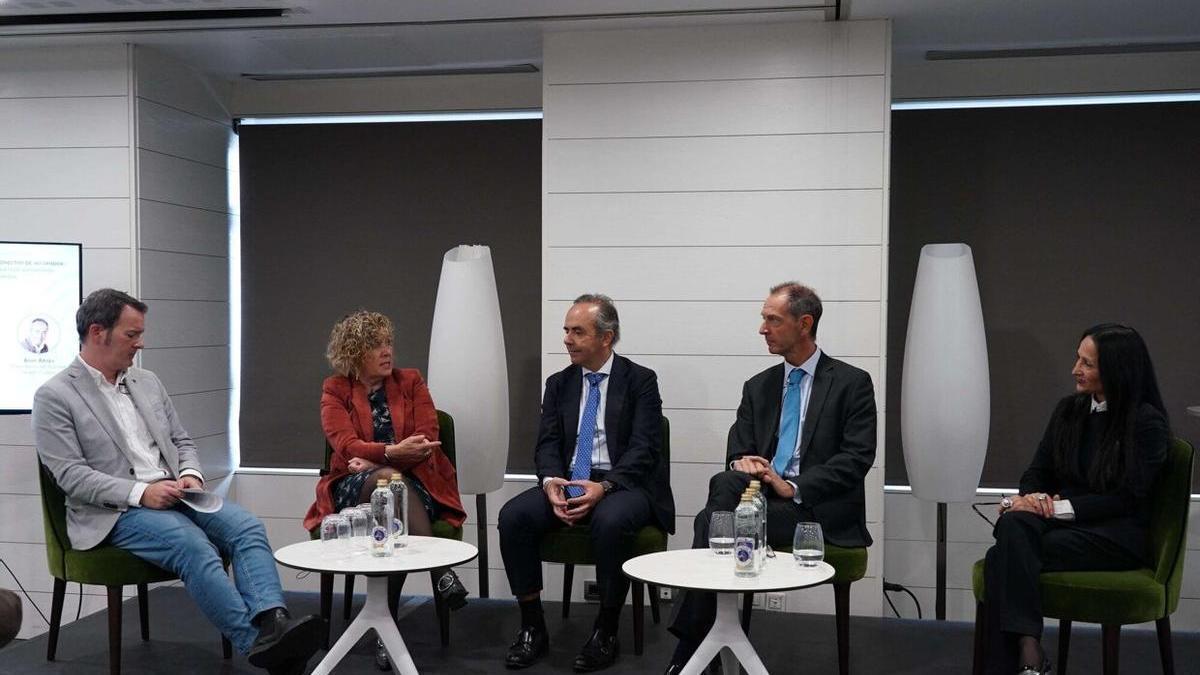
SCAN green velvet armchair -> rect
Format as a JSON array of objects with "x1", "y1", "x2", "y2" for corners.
[
  {"x1": 39, "y1": 461, "x2": 231, "y2": 675},
  {"x1": 971, "y1": 437, "x2": 1194, "y2": 675}
]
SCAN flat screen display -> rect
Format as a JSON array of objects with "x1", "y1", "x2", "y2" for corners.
[{"x1": 0, "y1": 241, "x2": 82, "y2": 414}]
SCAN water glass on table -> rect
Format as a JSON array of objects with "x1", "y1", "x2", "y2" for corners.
[
  {"x1": 320, "y1": 514, "x2": 351, "y2": 558},
  {"x1": 793, "y1": 522, "x2": 824, "y2": 567},
  {"x1": 340, "y1": 506, "x2": 371, "y2": 551},
  {"x1": 709, "y1": 511, "x2": 735, "y2": 556}
]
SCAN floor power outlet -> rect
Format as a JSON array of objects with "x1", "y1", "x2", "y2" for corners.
[
  {"x1": 765, "y1": 593, "x2": 786, "y2": 611},
  {"x1": 583, "y1": 580, "x2": 601, "y2": 603}
]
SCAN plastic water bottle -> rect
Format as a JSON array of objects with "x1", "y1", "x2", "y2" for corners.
[
  {"x1": 388, "y1": 474, "x2": 408, "y2": 548},
  {"x1": 748, "y1": 481, "x2": 767, "y2": 570},
  {"x1": 369, "y1": 478, "x2": 394, "y2": 557},
  {"x1": 734, "y1": 495, "x2": 760, "y2": 578}
]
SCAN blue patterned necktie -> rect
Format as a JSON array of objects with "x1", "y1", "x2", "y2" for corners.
[
  {"x1": 566, "y1": 372, "x2": 607, "y2": 498},
  {"x1": 772, "y1": 368, "x2": 805, "y2": 476}
]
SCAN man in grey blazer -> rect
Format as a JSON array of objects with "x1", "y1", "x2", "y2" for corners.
[
  {"x1": 665, "y1": 282, "x2": 877, "y2": 674},
  {"x1": 33, "y1": 289, "x2": 319, "y2": 674}
]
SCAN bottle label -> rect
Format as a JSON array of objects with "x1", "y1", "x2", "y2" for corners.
[
  {"x1": 372, "y1": 526, "x2": 388, "y2": 545},
  {"x1": 734, "y1": 537, "x2": 755, "y2": 569},
  {"x1": 392, "y1": 518, "x2": 404, "y2": 536}
]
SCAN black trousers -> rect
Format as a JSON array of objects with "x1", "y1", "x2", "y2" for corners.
[
  {"x1": 498, "y1": 480, "x2": 654, "y2": 614},
  {"x1": 669, "y1": 470, "x2": 812, "y2": 643},
  {"x1": 982, "y1": 510, "x2": 1144, "y2": 674}
]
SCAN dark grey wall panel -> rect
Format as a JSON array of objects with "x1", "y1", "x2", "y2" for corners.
[
  {"x1": 238, "y1": 120, "x2": 541, "y2": 470},
  {"x1": 887, "y1": 102, "x2": 1200, "y2": 490}
]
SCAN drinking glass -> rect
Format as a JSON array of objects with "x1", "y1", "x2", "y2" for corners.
[
  {"x1": 341, "y1": 506, "x2": 370, "y2": 551},
  {"x1": 320, "y1": 514, "x2": 350, "y2": 558},
  {"x1": 792, "y1": 522, "x2": 824, "y2": 567},
  {"x1": 708, "y1": 511, "x2": 735, "y2": 556}
]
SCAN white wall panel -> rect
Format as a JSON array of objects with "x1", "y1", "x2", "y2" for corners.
[
  {"x1": 0, "y1": 494, "x2": 44, "y2": 543},
  {"x1": 545, "y1": 190, "x2": 883, "y2": 248},
  {"x1": 0, "y1": 416, "x2": 34, "y2": 446},
  {"x1": 546, "y1": 133, "x2": 884, "y2": 193},
  {"x1": 0, "y1": 148, "x2": 129, "y2": 199},
  {"x1": 83, "y1": 248, "x2": 133, "y2": 294},
  {"x1": 545, "y1": 247, "x2": 882, "y2": 302},
  {"x1": 137, "y1": 149, "x2": 230, "y2": 213},
  {"x1": 544, "y1": 21, "x2": 886, "y2": 84},
  {"x1": 194, "y1": 432, "x2": 233, "y2": 479},
  {"x1": 137, "y1": 98, "x2": 230, "y2": 169},
  {"x1": 139, "y1": 250, "x2": 228, "y2": 301},
  {"x1": 139, "y1": 199, "x2": 230, "y2": 257},
  {"x1": 170, "y1": 389, "x2": 230, "y2": 439},
  {"x1": 0, "y1": 199, "x2": 130, "y2": 247},
  {"x1": 0, "y1": 96, "x2": 128, "y2": 148},
  {"x1": 143, "y1": 299, "x2": 229, "y2": 349},
  {"x1": 0, "y1": 45, "x2": 128, "y2": 98},
  {"x1": 660, "y1": 409, "x2": 736, "y2": 464},
  {"x1": 139, "y1": 346, "x2": 229, "y2": 395},
  {"x1": 134, "y1": 46, "x2": 229, "y2": 124},
  {"x1": 546, "y1": 76, "x2": 886, "y2": 139},
  {"x1": 0, "y1": 445, "x2": 38, "y2": 494},
  {"x1": 543, "y1": 300, "x2": 881, "y2": 357}
]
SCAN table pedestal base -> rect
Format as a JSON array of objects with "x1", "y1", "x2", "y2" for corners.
[
  {"x1": 311, "y1": 574, "x2": 418, "y2": 675},
  {"x1": 681, "y1": 592, "x2": 769, "y2": 675}
]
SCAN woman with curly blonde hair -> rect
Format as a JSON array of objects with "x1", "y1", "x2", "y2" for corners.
[{"x1": 303, "y1": 311, "x2": 468, "y2": 668}]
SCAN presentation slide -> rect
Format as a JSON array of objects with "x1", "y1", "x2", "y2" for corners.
[{"x1": 0, "y1": 241, "x2": 82, "y2": 413}]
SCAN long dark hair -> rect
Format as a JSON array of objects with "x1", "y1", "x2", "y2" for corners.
[{"x1": 1051, "y1": 323, "x2": 1168, "y2": 492}]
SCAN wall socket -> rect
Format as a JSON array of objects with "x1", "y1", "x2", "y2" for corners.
[
  {"x1": 658, "y1": 586, "x2": 673, "y2": 601},
  {"x1": 583, "y1": 580, "x2": 601, "y2": 603},
  {"x1": 765, "y1": 593, "x2": 785, "y2": 612}
]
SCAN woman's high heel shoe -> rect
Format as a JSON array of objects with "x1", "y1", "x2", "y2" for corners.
[{"x1": 435, "y1": 570, "x2": 468, "y2": 611}]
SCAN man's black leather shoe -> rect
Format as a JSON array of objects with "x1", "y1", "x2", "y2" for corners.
[
  {"x1": 573, "y1": 628, "x2": 620, "y2": 672},
  {"x1": 505, "y1": 625, "x2": 549, "y2": 669},
  {"x1": 248, "y1": 608, "x2": 322, "y2": 669}
]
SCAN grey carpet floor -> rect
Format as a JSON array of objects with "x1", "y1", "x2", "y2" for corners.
[{"x1": 0, "y1": 587, "x2": 1196, "y2": 673}]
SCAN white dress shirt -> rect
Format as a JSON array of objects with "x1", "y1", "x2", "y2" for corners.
[{"x1": 78, "y1": 356, "x2": 202, "y2": 507}]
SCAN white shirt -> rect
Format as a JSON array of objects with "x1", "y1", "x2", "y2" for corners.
[
  {"x1": 1090, "y1": 397, "x2": 1108, "y2": 413},
  {"x1": 77, "y1": 356, "x2": 202, "y2": 507},
  {"x1": 579, "y1": 352, "x2": 615, "y2": 471}
]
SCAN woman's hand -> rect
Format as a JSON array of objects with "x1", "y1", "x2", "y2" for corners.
[
  {"x1": 347, "y1": 457, "x2": 380, "y2": 473},
  {"x1": 384, "y1": 434, "x2": 442, "y2": 466}
]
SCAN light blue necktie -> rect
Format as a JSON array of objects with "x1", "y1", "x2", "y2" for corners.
[
  {"x1": 566, "y1": 372, "x2": 607, "y2": 498},
  {"x1": 772, "y1": 368, "x2": 805, "y2": 476}
]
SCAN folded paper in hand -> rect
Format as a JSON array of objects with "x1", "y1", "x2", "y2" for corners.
[{"x1": 181, "y1": 488, "x2": 224, "y2": 514}]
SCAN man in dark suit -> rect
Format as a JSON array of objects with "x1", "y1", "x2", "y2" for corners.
[
  {"x1": 665, "y1": 282, "x2": 877, "y2": 674},
  {"x1": 499, "y1": 293, "x2": 673, "y2": 672}
]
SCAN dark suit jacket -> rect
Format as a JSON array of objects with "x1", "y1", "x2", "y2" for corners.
[
  {"x1": 534, "y1": 353, "x2": 674, "y2": 533},
  {"x1": 1019, "y1": 397, "x2": 1169, "y2": 560},
  {"x1": 727, "y1": 352, "x2": 877, "y2": 547}
]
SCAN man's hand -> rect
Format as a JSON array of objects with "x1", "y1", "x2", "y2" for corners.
[
  {"x1": 731, "y1": 455, "x2": 768, "y2": 477},
  {"x1": 1008, "y1": 492, "x2": 1056, "y2": 518},
  {"x1": 543, "y1": 478, "x2": 574, "y2": 524},
  {"x1": 178, "y1": 475, "x2": 203, "y2": 490},
  {"x1": 564, "y1": 480, "x2": 605, "y2": 522},
  {"x1": 384, "y1": 434, "x2": 442, "y2": 467},
  {"x1": 141, "y1": 480, "x2": 183, "y2": 509}
]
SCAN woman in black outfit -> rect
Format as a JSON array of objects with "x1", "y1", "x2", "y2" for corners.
[{"x1": 983, "y1": 323, "x2": 1170, "y2": 675}]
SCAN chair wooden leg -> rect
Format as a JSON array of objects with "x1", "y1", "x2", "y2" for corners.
[
  {"x1": 833, "y1": 582, "x2": 851, "y2": 675},
  {"x1": 648, "y1": 584, "x2": 662, "y2": 624},
  {"x1": 47, "y1": 577, "x2": 66, "y2": 661},
  {"x1": 632, "y1": 581, "x2": 645, "y2": 656},
  {"x1": 343, "y1": 574, "x2": 356, "y2": 620},
  {"x1": 1101, "y1": 624, "x2": 1120, "y2": 675},
  {"x1": 1058, "y1": 619, "x2": 1072, "y2": 675},
  {"x1": 972, "y1": 601, "x2": 985, "y2": 675},
  {"x1": 562, "y1": 564, "x2": 574, "y2": 619},
  {"x1": 107, "y1": 585, "x2": 123, "y2": 675},
  {"x1": 221, "y1": 635, "x2": 232, "y2": 659},
  {"x1": 1155, "y1": 616, "x2": 1174, "y2": 675},
  {"x1": 319, "y1": 573, "x2": 333, "y2": 649},
  {"x1": 430, "y1": 571, "x2": 450, "y2": 647},
  {"x1": 741, "y1": 592, "x2": 753, "y2": 633},
  {"x1": 137, "y1": 583, "x2": 149, "y2": 641}
]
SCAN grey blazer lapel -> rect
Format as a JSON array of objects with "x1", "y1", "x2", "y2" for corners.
[
  {"x1": 66, "y1": 360, "x2": 135, "y2": 461},
  {"x1": 125, "y1": 371, "x2": 179, "y2": 475},
  {"x1": 798, "y1": 355, "x2": 834, "y2": 461}
]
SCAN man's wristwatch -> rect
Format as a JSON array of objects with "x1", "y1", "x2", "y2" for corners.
[
  {"x1": 1000, "y1": 496, "x2": 1014, "y2": 511},
  {"x1": 600, "y1": 480, "x2": 616, "y2": 495}
]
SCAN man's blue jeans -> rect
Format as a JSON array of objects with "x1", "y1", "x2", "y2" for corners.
[{"x1": 109, "y1": 501, "x2": 286, "y2": 654}]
